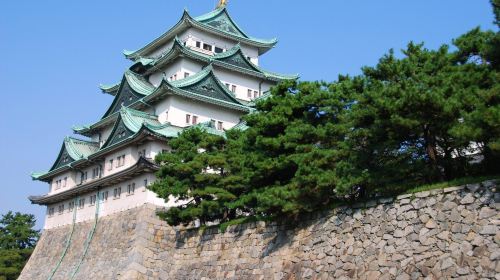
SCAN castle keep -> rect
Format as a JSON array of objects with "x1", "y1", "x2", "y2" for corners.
[{"x1": 29, "y1": 4, "x2": 296, "y2": 230}]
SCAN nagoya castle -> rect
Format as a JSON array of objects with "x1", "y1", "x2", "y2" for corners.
[
  {"x1": 20, "y1": 2, "x2": 296, "y2": 279},
  {"x1": 29, "y1": 3, "x2": 295, "y2": 230}
]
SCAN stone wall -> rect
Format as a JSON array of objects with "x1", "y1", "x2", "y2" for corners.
[{"x1": 20, "y1": 180, "x2": 499, "y2": 280}]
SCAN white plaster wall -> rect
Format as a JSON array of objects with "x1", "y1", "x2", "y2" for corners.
[
  {"x1": 181, "y1": 29, "x2": 260, "y2": 65},
  {"x1": 49, "y1": 172, "x2": 77, "y2": 195},
  {"x1": 149, "y1": 59, "x2": 183, "y2": 86},
  {"x1": 214, "y1": 68, "x2": 274, "y2": 102},
  {"x1": 43, "y1": 173, "x2": 160, "y2": 229},
  {"x1": 103, "y1": 146, "x2": 137, "y2": 177},
  {"x1": 147, "y1": 40, "x2": 174, "y2": 59},
  {"x1": 148, "y1": 58, "x2": 205, "y2": 87},
  {"x1": 155, "y1": 95, "x2": 243, "y2": 129}
]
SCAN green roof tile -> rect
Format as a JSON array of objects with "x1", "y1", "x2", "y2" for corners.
[
  {"x1": 138, "y1": 37, "x2": 298, "y2": 82},
  {"x1": 124, "y1": 8, "x2": 277, "y2": 60}
]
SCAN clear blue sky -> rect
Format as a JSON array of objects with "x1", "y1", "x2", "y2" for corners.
[{"x1": 0, "y1": 0, "x2": 496, "y2": 229}]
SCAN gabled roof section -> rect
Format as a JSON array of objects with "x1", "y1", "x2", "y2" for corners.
[
  {"x1": 136, "y1": 38, "x2": 298, "y2": 82},
  {"x1": 32, "y1": 137, "x2": 99, "y2": 181},
  {"x1": 123, "y1": 7, "x2": 277, "y2": 60},
  {"x1": 49, "y1": 137, "x2": 99, "y2": 171},
  {"x1": 101, "y1": 107, "x2": 181, "y2": 149},
  {"x1": 102, "y1": 70, "x2": 156, "y2": 118},
  {"x1": 194, "y1": 7, "x2": 247, "y2": 38},
  {"x1": 168, "y1": 65, "x2": 241, "y2": 104}
]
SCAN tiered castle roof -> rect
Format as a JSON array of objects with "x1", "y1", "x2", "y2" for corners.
[{"x1": 32, "y1": 5, "x2": 296, "y2": 186}]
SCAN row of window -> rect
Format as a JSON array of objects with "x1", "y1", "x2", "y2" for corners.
[
  {"x1": 55, "y1": 177, "x2": 68, "y2": 190},
  {"x1": 224, "y1": 83, "x2": 261, "y2": 99},
  {"x1": 49, "y1": 180, "x2": 149, "y2": 217},
  {"x1": 48, "y1": 180, "x2": 147, "y2": 217},
  {"x1": 169, "y1": 72, "x2": 190, "y2": 81},
  {"x1": 248, "y1": 89, "x2": 261, "y2": 99},
  {"x1": 195, "y1": 41, "x2": 224, "y2": 54},
  {"x1": 108, "y1": 154, "x2": 126, "y2": 171},
  {"x1": 225, "y1": 83, "x2": 237, "y2": 94}
]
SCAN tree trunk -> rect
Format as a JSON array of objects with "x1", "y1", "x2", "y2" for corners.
[{"x1": 423, "y1": 125, "x2": 441, "y2": 181}]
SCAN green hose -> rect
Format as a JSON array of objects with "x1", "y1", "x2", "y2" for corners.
[
  {"x1": 70, "y1": 190, "x2": 101, "y2": 280},
  {"x1": 47, "y1": 196, "x2": 79, "y2": 280}
]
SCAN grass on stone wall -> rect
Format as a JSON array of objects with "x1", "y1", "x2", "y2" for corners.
[
  {"x1": 199, "y1": 175, "x2": 499, "y2": 233},
  {"x1": 402, "y1": 175, "x2": 499, "y2": 195}
]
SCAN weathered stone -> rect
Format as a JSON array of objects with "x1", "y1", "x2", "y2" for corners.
[
  {"x1": 480, "y1": 225, "x2": 497, "y2": 235},
  {"x1": 460, "y1": 193, "x2": 475, "y2": 205},
  {"x1": 365, "y1": 270, "x2": 381, "y2": 280},
  {"x1": 442, "y1": 201, "x2": 458, "y2": 211},
  {"x1": 425, "y1": 219, "x2": 438, "y2": 229},
  {"x1": 479, "y1": 207, "x2": 496, "y2": 219},
  {"x1": 437, "y1": 231, "x2": 450, "y2": 240}
]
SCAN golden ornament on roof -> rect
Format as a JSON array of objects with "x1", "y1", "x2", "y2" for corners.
[{"x1": 217, "y1": 0, "x2": 228, "y2": 9}]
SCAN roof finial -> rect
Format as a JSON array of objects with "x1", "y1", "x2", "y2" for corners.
[{"x1": 216, "y1": 0, "x2": 228, "y2": 9}]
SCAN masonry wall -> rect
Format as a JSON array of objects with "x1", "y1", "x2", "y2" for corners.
[{"x1": 20, "y1": 180, "x2": 499, "y2": 280}]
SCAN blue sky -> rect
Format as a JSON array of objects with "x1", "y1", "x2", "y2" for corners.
[{"x1": 0, "y1": 0, "x2": 496, "y2": 229}]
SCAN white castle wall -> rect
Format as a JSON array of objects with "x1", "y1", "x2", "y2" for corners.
[
  {"x1": 155, "y1": 95, "x2": 242, "y2": 129},
  {"x1": 214, "y1": 67, "x2": 273, "y2": 101}
]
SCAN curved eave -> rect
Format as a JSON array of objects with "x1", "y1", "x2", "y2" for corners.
[
  {"x1": 99, "y1": 83, "x2": 120, "y2": 96},
  {"x1": 124, "y1": 11, "x2": 276, "y2": 61},
  {"x1": 33, "y1": 159, "x2": 86, "y2": 182},
  {"x1": 29, "y1": 157, "x2": 159, "y2": 205},
  {"x1": 90, "y1": 125, "x2": 175, "y2": 160},
  {"x1": 72, "y1": 112, "x2": 121, "y2": 137}
]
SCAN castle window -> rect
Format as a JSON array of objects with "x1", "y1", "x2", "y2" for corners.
[
  {"x1": 101, "y1": 191, "x2": 109, "y2": 202},
  {"x1": 217, "y1": 121, "x2": 223, "y2": 131},
  {"x1": 210, "y1": 119, "x2": 216, "y2": 128},
  {"x1": 203, "y1": 43, "x2": 212, "y2": 52},
  {"x1": 144, "y1": 179, "x2": 148, "y2": 187},
  {"x1": 114, "y1": 187, "x2": 121, "y2": 199},
  {"x1": 69, "y1": 201, "x2": 75, "y2": 211},
  {"x1": 48, "y1": 207, "x2": 54, "y2": 217},
  {"x1": 116, "y1": 155, "x2": 125, "y2": 167},
  {"x1": 58, "y1": 205, "x2": 64, "y2": 215},
  {"x1": 63, "y1": 177, "x2": 67, "y2": 188},
  {"x1": 92, "y1": 167, "x2": 100, "y2": 179},
  {"x1": 184, "y1": 72, "x2": 190, "y2": 78},
  {"x1": 214, "y1": 46, "x2": 223, "y2": 54},
  {"x1": 192, "y1": 115, "x2": 198, "y2": 125},
  {"x1": 196, "y1": 41, "x2": 201, "y2": 48},
  {"x1": 247, "y1": 89, "x2": 252, "y2": 98},
  {"x1": 81, "y1": 172, "x2": 88, "y2": 183},
  {"x1": 254, "y1": 91, "x2": 259, "y2": 98},
  {"x1": 78, "y1": 198, "x2": 85, "y2": 209},
  {"x1": 231, "y1": 85, "x2": 236, "y2": 93},
  {"x1": 90, "y1": 195, "x2": 97, "y2": 206},
  {"x1": 225, "y1": 83, "x2": 230, "y2": 89},
  {"x1": 128, "y1": 183, "x2": 135, "y2": 195},
  {"x1": 186, "y1": 114, "x2": 191, "y2": 124},
  {"x1": 108, "y1": 159, "x2": 114, "y2": 171}
]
